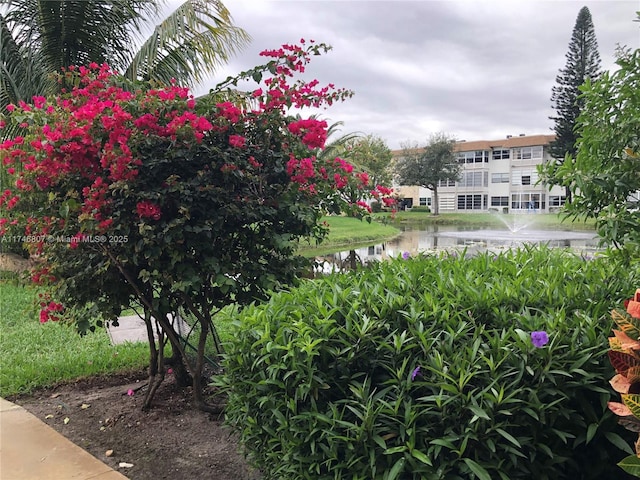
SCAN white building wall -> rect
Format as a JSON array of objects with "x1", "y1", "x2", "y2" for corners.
[{"x1": 395, "y1": 135, "x2": 567, "y2": 214}]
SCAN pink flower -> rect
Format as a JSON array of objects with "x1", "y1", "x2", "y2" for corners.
[
  {"x1": 127, "y1": 389, "x2": 135, "y2": 396},
  {"x1": 228, "y1": 135, "x2": 246, "y2": 148},
  {"x1": 248, "y1": 156, "x2": 262, "y2": 168},
  {"x1": 69, "y1": 234, "x2": 82, "y2": 249},
  {"x1": 36, "y1": 176, "x2": 52, "y2": 189},
  {"x1": 356, "y1": 172, "x2": 369, "y2": 186},
  {"x1": 287, "y1": 118, "x2": 328, "y2": 149},
  {"x1": 356, "y1": 200, "x2": 371, "y2": 213},
  {"x1": 216, "y1": 102, "x2": 242, "y2": 123},
  {"x1": 136, "y1": 201, "x2": 161, "y2": 220}
]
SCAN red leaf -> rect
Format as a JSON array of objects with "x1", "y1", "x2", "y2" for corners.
[{"x1": 609, "y1": 350, "x2": 640, "y2": 375}]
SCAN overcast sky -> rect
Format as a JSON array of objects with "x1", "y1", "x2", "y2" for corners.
[{"x1": 191, "y1": 0, "x2": 640, "y2": 150}]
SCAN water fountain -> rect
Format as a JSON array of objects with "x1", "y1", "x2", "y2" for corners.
[
  {"x1": 489, "y1": 210, "x2": 534, "y2": 233},
  {"x1": 436, "y1": 212, "x2": 598, "y2": 249},
  {"x1": 317, "y1": 213, "x2": 601, "y2": 270}
]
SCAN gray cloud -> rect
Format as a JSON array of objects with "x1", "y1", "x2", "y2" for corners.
[{"x1": 191, "y1": 0, "x2": 640, "y2": 149}]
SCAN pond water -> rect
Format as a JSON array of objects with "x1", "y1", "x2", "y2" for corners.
[{"x1": 317, "y1": 222, "x2": 600, "y2": 271}]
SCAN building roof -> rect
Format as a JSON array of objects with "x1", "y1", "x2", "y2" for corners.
[
  {"x1": 392, "y1": 134, "x2": 555, "y2": 157},
  {"x1": 455, "y1": 134, "x2": 555, "y2": 151}
]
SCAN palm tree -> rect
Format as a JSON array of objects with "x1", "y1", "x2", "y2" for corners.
[
  {"x1": 0, "y1": 0, "x2": 250, "y2": 110},
  {"x1": 316, "y1": 118, "x2": 362, "y2": 162}
]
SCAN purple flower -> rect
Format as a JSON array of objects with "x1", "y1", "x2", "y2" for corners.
[
  {"x1": 531, "y1": 331, "x2": 549, "y2": 348},
  {"x1": 411, "y1": 366, "x2": 421, "y2": 380},
  {"x1": 402, "y1": 251, "x2": 411, "y2": 260}
]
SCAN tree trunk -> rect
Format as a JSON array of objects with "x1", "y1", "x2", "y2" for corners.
[
  {"x1": 142, "y1": 309, "x2": 163, "y2": 411},
  {"x1": 348, "y1": 249, "x2": 357, "y2": 271},
  {"x1": 432, "y1": 187, "x2": 439, "y2": 216}
]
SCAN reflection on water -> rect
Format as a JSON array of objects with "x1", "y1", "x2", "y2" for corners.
[{"x1": 316, "y1": 225, "x2": 600, "y2": 273}]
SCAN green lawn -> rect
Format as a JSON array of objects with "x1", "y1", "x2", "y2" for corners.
[
  {"x1": 0, "y1": 279, "x2": 251, "y2": 397},
  {"x1": 0, "y1": 280, "x2": 149, "y2": 397},
  {"x1": 373, "y1": 211, "x2": 596, "y2": 230},
  {"x1": 298, "y1": 216, "x2": 400, "y2": 256}
]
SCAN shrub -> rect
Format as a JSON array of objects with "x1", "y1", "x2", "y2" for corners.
[
  {"x1": 0, "y1": 42, "x2": 392, "y2": 410},
  {"x1": 221, "y1": 247, "x2": 638, "y2": 479},
  {"x1": 606, "y1": 288, "x2": 640, "y2": 477},
  {"x1": 410, "y1": 206, "x2": 431, "y2": 213}
]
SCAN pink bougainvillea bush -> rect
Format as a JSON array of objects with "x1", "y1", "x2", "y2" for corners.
[{"x1": 0, "y1": 41, "x2": 393, "y2": 410}]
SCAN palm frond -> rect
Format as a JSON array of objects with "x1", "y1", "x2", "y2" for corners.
[
  {"x1": 319, "y1": 120, "x2": 362, "y2": 162},
  {"x1": 0, "y1": 13, "x2": 26, "y2": 109},
  {"x1": 0, "y1": 12, "x2": 53, "y2": 112},
  {"x1": 5, "y1": 0, "x2": 159, "y2": 73},
  {"x1": 123, "y1": 0, "x2": 250, "y2": 86}
]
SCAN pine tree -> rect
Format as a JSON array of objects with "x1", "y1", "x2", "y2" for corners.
[{"x1": 548, "y1": 6, "x2": 601, "y2": 202}]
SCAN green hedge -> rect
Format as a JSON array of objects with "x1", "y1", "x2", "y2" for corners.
[{"x1": 220, "y1": 247, "x2": 638, "y2": 479}]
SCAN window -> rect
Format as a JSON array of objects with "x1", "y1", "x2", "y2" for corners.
[
  {"x1": 491, "y1": 196, "x2": 509, "y2": 206},
  {"x1": 549, "y1": 196, "x2": 566, "y2": 207},
  {"x1": 457, "y1": 194, "x2": 484, "y2": 210},
  {"x1": 512, "y1": 170, "x2": 538, "y2": 186},
  {"x1": 531, "y1": 146, "x2": 543, "y2": 159},
  {"x1": 419, "y1": 197, "x2": 428, "y2": 206},
  {"x1": 460, "y1": 171, "x2": 484, "y2": 187},
  {"x1": 475, "y1": 151, "x2": 489, "y2": 163},
  {"x1": 438, "y1": 179, "x2": 456, "y2": 188},
  {"x1": 491, "y1": 173, "x2": 509, "y2": 183},
  {"x1": 492, "y1": 149, "x2": 510, "y2": 160},
  {"x1": 511, "y1": 193, "x2": 546, "y2": 210},
  {"x1": 439, "y1": 195, "x2": 455, "y2": 211},
  {"x1": 457, "y1": 151, "x2": 489, "y2": 164},
  {"x1": 511, "y1": 193, "x2": 529, "y2": 209},
  {"x1": 514, "y1": 146, "x2": 543, "y2": 161}
]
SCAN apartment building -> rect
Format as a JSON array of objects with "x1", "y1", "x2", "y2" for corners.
[{"x1": 392, "y1": 134, "x2": 566, "y2": 213}]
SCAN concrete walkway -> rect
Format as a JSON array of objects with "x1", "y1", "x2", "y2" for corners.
[
  {"x1": 106, "y1": 313, "x2": 189, "y2": 345},
  {"x1": 0, "y1": 397, "x2": 128, "y2": 480}
]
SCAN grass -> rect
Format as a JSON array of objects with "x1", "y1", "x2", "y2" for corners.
[
  {"x1": 0, "y1": 280, "x2": 150, "y2": 397},
  {"x1": 373, "y1": 211, "x2": 596, "y2": 230},
  {"x1": 0, "y1": 278, "x2": 245, "y2": 397},
  {"x1": 298, "y1": 216, "x2": 400, "y2": 255}
]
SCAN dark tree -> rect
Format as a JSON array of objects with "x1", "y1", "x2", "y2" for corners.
[
  {"x1": 548, "y1": 6, "x2": 601, "y2": 202},
  {"x1": 396, "y1": 133, "x2": 460, "y2": 216}
]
